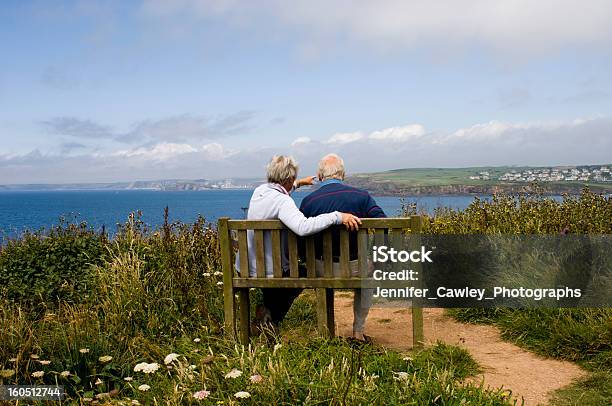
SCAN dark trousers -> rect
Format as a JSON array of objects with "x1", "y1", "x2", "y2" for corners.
[
  {"x1": 261, "y1": 266, "x2": 306, "y2": 325},
  {"x1": 262, "y1": 287, "x2": 303, "y2": 325}
]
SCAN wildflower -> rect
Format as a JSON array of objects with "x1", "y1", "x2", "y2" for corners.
[
  {"x1": 224, "y1": 368, "x2": 242, "y2": 379},
  {"x1": 134, "y1": 362, "x2": 159, "y2": 374},
  {"x1": 213, "y1": 271, "x2": 223, "y2": 276},
  {"x1": 60, "y1": 371, "x2": 71, "y2": 378},
  {"x1": 402, "y1": 356, "x2": 413, "y2": 362},
  {"x1": 99, "y1": 355, "x2": 113, "y2": 363},
  {"x1": 394, "y1": 371, "x2": 409, "y2": 380},
  {"x1": 0, "y1": 370, "x2": 15, "y2": 378},
  {"x1": 234, "y1": 391, "x2": 251, "y2": 399},
  {"x1": 38, "y1": 360, "x2": 51, "y2": 365},
  {"x1": 95, "y1": 378, "x2": 103, "y2": 385},
  {"x1": 131, "y1": 401, "x2": 141, "y2": 405},
  {"x1": 138, "y1": 384, "x2": 150, "y2": 392},
  {"x1": 9, "y1": 358, "x2": 17, "y2": 362},
  {"x1": 164, "y1": 353, "x2": 179, "y2": 365},
  {"x1": 216, "y1": 281, "x2": 223, "y2": 286},
  {"x1": 250, "y1": 374, "x2": 263, "y2": 383},
  {"x1": 30, "y1": 354, "x2": 40, "y2": 359},
  {"x1": 124, "y1": 376, "x2": 133, "y2": 381},
  {"x1": 193, "y1": 390, "x2": 210, "y2": 400},
  {"x1": 202, "y1": 273, "x2": 211, "y2": 277},
  {"x1": 79, "y1": 348, "x2": 90, "y2": 354},
  {"x1": 83, "y1": 398, "x2": 93, "y2": 402},
  {"x1": 32, "y1": 370, "x2": 45, "y2": 378},
  {"x1": 193, "y1": 338, "x2": 201, "y2": 343},
  {"x1": 189, "y1": 365, "x2": 197, "y2": 370}
]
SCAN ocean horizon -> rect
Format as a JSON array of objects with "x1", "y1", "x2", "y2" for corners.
[{"x1": 0, "y1": 189, "x2": 487, "y2": 237}]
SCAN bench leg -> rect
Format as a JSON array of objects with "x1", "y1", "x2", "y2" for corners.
[
  {"x1": 316, "y1": 288, "x2": 335, "y2": 338},
  {"x1": 237, "y1": 288, "x2": 250, "y2": 345},
  {"x1": 223, "y1": 283, "x2": 236, "y2": 339},
  {"x1": 412, "y1": 305, "x2": 424, "y2": 349}
]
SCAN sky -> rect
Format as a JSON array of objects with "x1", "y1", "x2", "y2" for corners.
[{"x1": 1, "y1": 0, "x2": 612, "y2": 184}]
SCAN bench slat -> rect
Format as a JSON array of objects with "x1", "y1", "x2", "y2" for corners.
[
  {"x1": 238, "y1": 230, "x2": 249, "y2": 278},
  {"x1": 254, "y1": 230, "x2": 266, "y2": 278},
  {"x1": 232, "y1": 277, "x2": 401, "y2": 289},
  {"x1": 306, "y1": 236, "x2": 316, "y2": 278},
  {"x1": 323, "y1": 230, "x2": 333, "y2": 278},
  {"x1": 340, "y1": 230, "x2": 350, "y2": 278},
  {"x1": 358, "y1": 228, "x2": 368, "y2": 277},
  {"x1": 271, "y1": 230, "x2": 282, "y2": 278},
  {"x1": 288, "y1": 232, "x2": 299, "y2": 277},
  {"x1": 227, "y1": 218, "x2": 412, "y2": 230}
]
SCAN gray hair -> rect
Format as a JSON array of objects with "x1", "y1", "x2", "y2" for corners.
[
  {"x1": 266, "y1": 155, "x2": 299, "y2": 184},
  {"x1": 318, "y1": 153, "x2": 345, "y2": 181}
]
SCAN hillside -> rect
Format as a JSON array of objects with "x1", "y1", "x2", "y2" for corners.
[{"x1": 347, "y1": 165, "x2": 612, "y2": 196}]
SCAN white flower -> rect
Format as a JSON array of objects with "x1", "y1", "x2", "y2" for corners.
[
  {"x1": 216, "y1": 281, "x2": 223, "y2": 286},
  {"x1": 124, "y1": 376, "x2": 133, "y2": 381},
  {"x1": 9, "y1": 358, "x2": 17, "y2": 362},
  {"x1": 134, "y1": 362, "x2": 159, "y2": 374},
  {"x1": 224, "y1": 368, "x2": 242, "y2": 379},
  {"x1": 164, "y1": 353, "x2": 179, "y2": 365},
  {"x1": 30, "y1": 354, "x2": 40, "y2": 359},
  {"x1": 131, "y1": 401, "x2": 141, "y2": 405},
  {"x1": 202, "y1": 273, "x2": 211, "y2": 277},
  {"x1": 32, "y1": 371, "x2": 45, "y2": 378},
  {"x1": 99, "y1": 355, "x2": 113, "y2": 363},
  {"x1": 193, "y1": 390, "x2": 210, "y2": 399},
  {"x1": 250, "y1": 374, "x2": 263, "y2": 383},
  {"x1": 83, "y1": 398, "x2": 93, "y2": 402},
  {"x1": 79, "y1": 348, "x2": 90, "y2": 354},
  {"x1": 213, "y1": 271, "x2": 223, "y2": 277},
  {"x1": 394, "y1": 371, "x2": 409, "y2": 380},
  {"x1": 402, "y1": 356, "x2": 413, "y2": 362},
  {"x1": 95, "y1": 378, "x2": 103, "y2": 385},
  {"x1": 60, "y1": 371, "x2": 71, "y2": 377},
  {"x1": 193, "y1": 338, "x2": 201, "y2": 343},
  {"x1": 234, "y1": 391, "x2": 251, "y2": 399},
  {"x1": 137, "y1": 384, "x2": 150, "y2": 391},
  {"x1": 189, "y1": 365, "x2": 197, "y2": 370},
  {"x1": 38, "y1": 360, "x2": 51, "y2": 365}
]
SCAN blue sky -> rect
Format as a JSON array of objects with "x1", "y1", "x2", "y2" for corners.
[{"x1": 1, "y1": 0, "x2": 612, "y2": 184}]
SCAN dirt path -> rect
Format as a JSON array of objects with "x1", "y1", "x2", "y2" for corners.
[{"x1": 333, "y1": 294, "x2": 586, "y2": 406}]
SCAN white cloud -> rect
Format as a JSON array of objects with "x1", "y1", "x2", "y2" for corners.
[
  {"x1": 325, "y1": 132, "x2": 363, "y2": 144},
  {"x1": 369, "y1": 124, "x2": 425, "y2": 142},
  {"x1": 291, "y1": 136, "x2": 311, "y2": 147},
  {"x1": 113, "y1": 142, "x2": 198, "y2": 161},
  {"x1": 141, "y1": 0, "x2": 612, "y2": 56}
]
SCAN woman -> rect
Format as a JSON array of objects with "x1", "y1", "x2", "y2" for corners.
[{"x1": 242, "y1": 155, "x2": 361, "y2": 326}]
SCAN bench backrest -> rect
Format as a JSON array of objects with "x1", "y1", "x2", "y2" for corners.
[{"x1": 219, "y1": 217, "x2": 422, "y2": 287}]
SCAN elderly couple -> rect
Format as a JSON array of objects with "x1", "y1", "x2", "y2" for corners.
[{"x1": 240, "y1": 153, "x2": 385, "y2": 342}]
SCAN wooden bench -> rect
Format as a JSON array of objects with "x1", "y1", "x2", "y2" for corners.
[{"x1": 218, "y1": 216, "x2": 425, "y2": 348}]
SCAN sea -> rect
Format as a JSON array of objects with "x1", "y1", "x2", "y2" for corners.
[{"x1": 0, "y1": 189, "x2": 485, "y2": 238}]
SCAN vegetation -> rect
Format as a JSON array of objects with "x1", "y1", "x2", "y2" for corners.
[
  {"x1": 0, "y1": 189, "x2": 609, "y2": 404},
  {"x1": 0, "y1": 213, "x2": 511, "y2": 404}
]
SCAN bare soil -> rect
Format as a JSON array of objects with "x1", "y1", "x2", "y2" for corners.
[{"x1": 333, "y1": 293, "x2": 586, "y2": 406}]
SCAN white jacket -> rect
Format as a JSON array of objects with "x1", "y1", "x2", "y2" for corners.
[{"x1": 237, "y1": 183, "x2": 342, "y2": 277}]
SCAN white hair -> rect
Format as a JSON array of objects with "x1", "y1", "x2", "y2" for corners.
[
  {"x1": 266, "y1": 155, "x2": 298, "y2": 184},
  {"x1": 318, "y1": 153, "x2": 345, "y2": 181}
]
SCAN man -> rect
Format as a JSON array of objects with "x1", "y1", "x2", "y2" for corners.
[
  {"x1": 240, "y1": 155, "x2": 361, "y2": 328},
  {"x1": 300, "y1": 153, "x2": 386, "y2": 342}
]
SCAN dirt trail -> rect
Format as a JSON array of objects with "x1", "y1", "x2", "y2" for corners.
[{"x1": 333, "y1": 294, "x2": 586, "y2": 406}]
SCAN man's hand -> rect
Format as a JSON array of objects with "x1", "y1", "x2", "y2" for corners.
[
  {"x1": 296, "y1": 175, "x2": 316, "y2": 188},
  {"x1": 341, "y1": 213, "x2": 361, "y2": 231}
]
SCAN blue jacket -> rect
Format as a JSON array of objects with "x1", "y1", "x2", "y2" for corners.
[{"x1": 300, "y1": 179, "x2": 386, "y2": 260}]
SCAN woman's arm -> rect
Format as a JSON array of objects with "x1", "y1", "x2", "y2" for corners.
[{"x1": 277, "y1": 195, "x2": 342, "y2": 236}]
